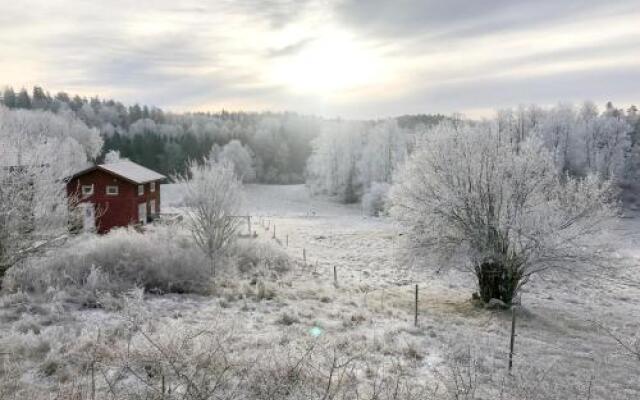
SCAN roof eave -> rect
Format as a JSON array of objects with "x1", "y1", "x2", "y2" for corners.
[
  {"x1": 67, "y1": 165, "x2": 166, "y2": 185},
  {"x1": 96, "y1": 165, "x2": 166, "y2": 185}
]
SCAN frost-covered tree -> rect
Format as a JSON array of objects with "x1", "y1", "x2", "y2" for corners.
[
  {"x1": 307, "y1": 120, "x2": 364, "y2": 202},
  {"x1": 537, "y1": 103, "x2": 576, "y2": 172},
  {"x1": 568, "y1": 102, "x2": 631, "y2": 180},
  {"x1": 0, "y1": 106, "x2": 102, "y2": 277},
  {"x1": 215, "y1": 139, "x2": 256, "y2": 182},
  {"x1": 358, "y1": 119, "x2": 408, "y2": 188},
  {"x1": 103, "y1": 149, "x2": 121, "y2": 164},
  {"x1": 177, "y1": 160, "x2": 243, "y2": 277},
  {"x1": 390, "y1": 121, "x2": 618, "y2": 304}
]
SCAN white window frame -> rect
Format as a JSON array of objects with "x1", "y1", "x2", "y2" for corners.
[
  {"x1": 106, "y1": 185, "x2": 119, "y2": 196},
  {"x1": 138, "y1": 184, "x2": 144, "y2": 196},
  {"x1": 81, "y1": 184, "x2": 94, "y2": 197},
  {"x1": 150, "y1": 182, "x2": 156, "y2": 192}
]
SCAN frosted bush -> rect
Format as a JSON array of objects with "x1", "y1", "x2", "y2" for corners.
[
  {"x1": 232, "y1": 238, "x2": 291, "y2": 275},
  {"x1": 362, "y1": 182, "x2": 391, "y2": 216},
  {"x1": 3, "y1": 225, "x2": 292, "y2": 306},
  {"x1": 3, "y1": 226, "x2": 211, "y2": 296}
]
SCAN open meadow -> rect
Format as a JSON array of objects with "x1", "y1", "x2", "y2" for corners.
[{"x1": 2, "y1": 184, "x2": 637, "y2": 399}]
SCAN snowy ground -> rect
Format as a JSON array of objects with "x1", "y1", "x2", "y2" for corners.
[
  {"x1": 165, "y1": 183, "x2": 640, "y2": 397},
  {"x1": 1, "y1": 184, "x2": 639, "y2": 398}
]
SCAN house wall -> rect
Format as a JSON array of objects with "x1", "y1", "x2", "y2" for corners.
[{"x1": 67, "y1": 169, "x2": 161, "y2": 234}]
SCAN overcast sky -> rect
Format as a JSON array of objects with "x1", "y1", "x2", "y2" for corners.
[{"x1": 1, "y1": 0, "x2": 639, "y2": 118}]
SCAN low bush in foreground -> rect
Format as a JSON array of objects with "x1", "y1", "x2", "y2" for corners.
[{"x1": 2, "y1": 226, "x2": 293, "y2": 303}]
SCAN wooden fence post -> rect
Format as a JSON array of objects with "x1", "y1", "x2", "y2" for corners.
[
  {"x1": 272, "y1": 224, "x2": 276, "y2": 239},
  {"x1": 286, "y1": 234, "x2": 289, "y2": 248},
  {"x1": 247, "y1": 216, "x2": 251, "y2": 235},
  {"x1": 303, "y1": 248, "x2": 306, "y2": 264},
  {"x1": 414, "y1": 284, "x2": 419, "y2": 327},
  {"x1": 333, "y1": 265, "x2": 338, "y2": 286},
  {"x1": 91, "y1": 361, "x2": 95, "y2": 400},
  {"x1": 509, "y1": 306, "x2": 517, "y2": 372}
]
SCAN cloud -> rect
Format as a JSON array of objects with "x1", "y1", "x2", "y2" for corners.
[
  {"x1": 0, "y1": 0, "x2": 638, "y2": 118},
  {"x1": 268, "y1": 38, "x2": 314, "y2": 58},
  {"x1": 334, "y1": 0, "x2": 639, "y2": 41}
]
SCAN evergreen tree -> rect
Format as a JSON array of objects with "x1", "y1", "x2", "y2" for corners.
[
  {"x1": 32, "y1": 86, "x2": 50, "y2": 109},
  {"x1": 70, "y1": 95, "x2": 84, "y2": 111},
  {"x1": 2, "y1": 87, "x2": 16, "y2": 108},
  {"x1": 15, "y1": 88, "x2": 31, "y2": 109}
]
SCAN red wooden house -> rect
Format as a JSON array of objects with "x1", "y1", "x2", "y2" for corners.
[{"x1": 67, "y1": 160, "x2": 166, "y2": 233}]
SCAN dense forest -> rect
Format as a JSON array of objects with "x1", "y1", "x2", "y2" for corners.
[{"x1": 0, "y1": 86, "x2": 443, "y2": 184}]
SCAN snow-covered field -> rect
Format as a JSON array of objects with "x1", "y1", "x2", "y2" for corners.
[
  {"x1": 171, "y1": 184, "x2": 640, "y2": 396},
  {"x1": 1, "y1": 184, "x2": 639, "y2": 398}
]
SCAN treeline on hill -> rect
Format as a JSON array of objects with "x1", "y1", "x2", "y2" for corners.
[
  {"x1": 0, "y1": 86, "x2": 442, "y2": 183},
  {"x1": 306, "y1": 102, "x2": 640, "y2": 214},
  {"x1": 0, "y1": 86, "x2": 317, "y2": 182},
  {"x1": 3, "y1": 86, "x2": 639, "y2": 211}
]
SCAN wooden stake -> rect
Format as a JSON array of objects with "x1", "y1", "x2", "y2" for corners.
[
  {"x1": 272, "y1": 224, "x2": 276, "y2": 239},
  {"x1": 509, "y1": 306, "x2": 517, "y2": 372},
  {"x1": 414, "y1": 284, "x2": 419, "y2": 327},
  {"x1": 333, "y1": 265, "x2": 338, "y2": 286},
  {"x1": 303, "y1": 248, "x2": 306, "y2": 264},
  {"x1": 91, "y1": 361, "x2": 95, "y2": 400},
  {"x1": 286, "y1": 234, "x2": 289, "y2": 247},
  {"x1": 247, "y1": 216, "x2": 251, "y2": 235}
]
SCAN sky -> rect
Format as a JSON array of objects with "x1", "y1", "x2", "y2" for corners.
[{"x1": 1, "y1": 0, "x2": 639, "y2": 119}]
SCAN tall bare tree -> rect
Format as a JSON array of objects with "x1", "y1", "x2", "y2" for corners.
[{"x1": 177, "y1": 160, "x2": 243, "y2": 277}]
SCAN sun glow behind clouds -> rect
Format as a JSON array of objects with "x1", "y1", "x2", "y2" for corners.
[
  {"x1": 1, "y1": 0, "x2": 639, "y2": 117},
  {"x1": 269, "y1": 31, "x2": 386, "y2": 97}
]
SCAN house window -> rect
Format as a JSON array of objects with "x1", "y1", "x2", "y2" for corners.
[
  {"x1": 150, "y1": 182, "x2": 156, "y2": 192},
  {"x1": 106, "y1": 185, "x2": 119, "y2": 196},
  {"x1": 138, "y1": 184, "x2": 144, "y2": 196},
  {"x1": 150, "y1": 199, "x2": 156, "y2": 214},
  {"x1": 81, "y1": 184, "x2": 94, "y2": 197}
]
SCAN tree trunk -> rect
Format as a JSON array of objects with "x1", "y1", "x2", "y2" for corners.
[{"x1": 476, "y1": 262, "x2": 519, "y2": 304}]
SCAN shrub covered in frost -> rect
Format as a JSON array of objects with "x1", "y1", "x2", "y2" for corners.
[
  {"x1": 231, "y1": 238, "x2": 291, "y2": 275},
  {"x1": 3, "y1": 225, "x2": 293, "y2": 304},
  {"x1": 3, "y1": 226, "x2": 212, "y2": 296},
  {"x1": 362, "y1": 182, "x2": 391, "y2": 216}
]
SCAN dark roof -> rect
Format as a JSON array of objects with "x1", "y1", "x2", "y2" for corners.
[{"x1": 68, "y1": 160, "x2": 166, "y2": 184}]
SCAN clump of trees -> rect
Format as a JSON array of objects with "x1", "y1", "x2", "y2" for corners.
[
  {"x1": 306, "y1": 119, "x2": 418, "y2": 204},
  {"x1": 1, "y1": 86, "x2": 321, "y2": 182},
  {"x1": 1, "y1": 86, "x2": 451, "y2": 187},
  {"x1": 307, "y1": 101, "x2": 640, "y2": 218},
  {"x1": 390, "y1": 120, "x2": 619, "y2": 304},
  {"x1": 495, "y1": 102, "x2": 635, "y2": 181}
]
